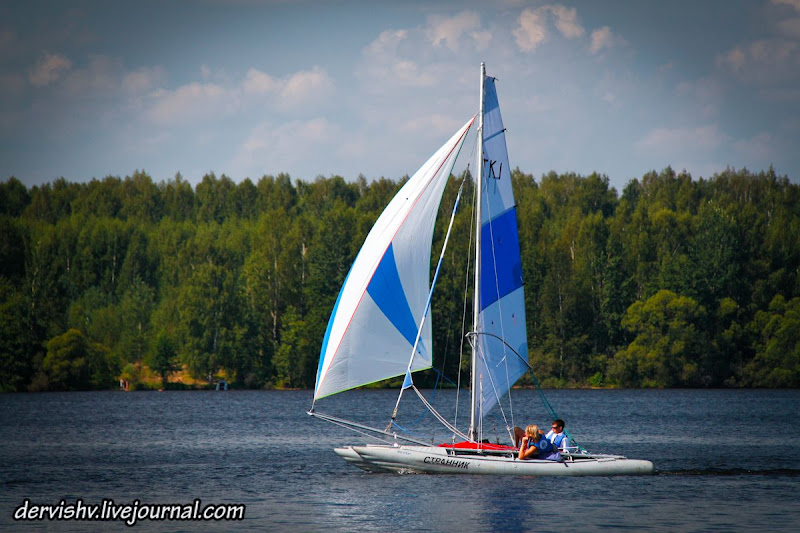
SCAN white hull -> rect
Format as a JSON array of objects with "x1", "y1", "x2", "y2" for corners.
[{"x1": 335, "y1": 445, "x2": 654, "y2": 476}]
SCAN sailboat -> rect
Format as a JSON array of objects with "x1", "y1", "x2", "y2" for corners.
[{"x1": 308, "y1": 64, "x2": 654, "y2": 476}]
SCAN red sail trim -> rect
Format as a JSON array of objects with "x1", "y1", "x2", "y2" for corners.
[{"x1": 437, "y1": 441, "x2": 517, "y2": 451}]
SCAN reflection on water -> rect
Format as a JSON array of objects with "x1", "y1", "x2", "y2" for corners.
[{"x1": 1, "y1": 389, "x2": 799, "y2": 531}]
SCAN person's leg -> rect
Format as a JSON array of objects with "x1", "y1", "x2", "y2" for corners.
[{"x1": 513, "y1": 426, "x2": 525, "y2": 447}]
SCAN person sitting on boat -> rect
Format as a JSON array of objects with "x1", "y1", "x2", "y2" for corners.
[
  {"x1": 545, "y1": 419, "x2": 570, "y2": 451},
  {"x1": 518, "y1": 425, "x2": 560, "y2": 461}
]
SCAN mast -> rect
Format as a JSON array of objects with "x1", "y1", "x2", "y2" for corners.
[{"x1": 469, "y1": 62, "x2": 485, "y2": 441}]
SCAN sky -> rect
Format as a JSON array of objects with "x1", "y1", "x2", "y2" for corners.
[{"x1": 2, "y1": 0, "x2": 800, "y2": 193}]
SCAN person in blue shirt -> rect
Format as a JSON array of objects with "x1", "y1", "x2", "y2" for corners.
[{"x1": 517, "y1": 424, "x2": 560, "y2": 461}]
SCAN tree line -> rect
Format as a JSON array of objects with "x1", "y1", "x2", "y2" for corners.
[{"x1": 0, "y1": 166, "x2": 798, "y2": 392}]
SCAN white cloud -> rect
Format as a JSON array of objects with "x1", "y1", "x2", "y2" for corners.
[
  {"x1": 720, "y1": 47, "x2": 747, "y2": 72},
  {"x1": 771, "y1": 0, "x2": 800, "y2": 11},
  {"x1": 391, "y1": 60, "x2": 437, "y2": 86},
  {"x1": 29, "y1": 52, "x2": 72, "y2": 87},
  {"x1": 244, "y1": 66, "x2": 334, "y2": 110},
  {"x1": 359, "y1": 30, "x2": 438, "y2": 89},
  {"x1": 514, "y1": 8, "x2": 548, "y2": 52},
  {"x1": 363, "y1": 29, "x2": 408, "y2": 59},
  {"x1": 398, "y1": 113, "x2": 463, "y2": 138},
  {"x1": 549, "y1": 5, "x2": 585, "y2": 39},
  {"x1": 777, "y1": 18, "x2": 800, "y2": 38},
  {"x1": 589, "y1": 26, "x2": 627, "y2": 55},
  {"x1": 472, "y1": 29, "x2": 492, "y2": 50},
  {"x1": 514, "y1": 4, "x2": 585, "y2": 53},
  {"x1": 426, "y1": 11, "x2": 486, "y2": 52},
  {"x1": 280, "y1": 67, "x2": 333, "y2": 107},
  {"x1": 244, "y1": 68, "x2": 278, "y2": 93},
  {"x1": 590, "y1": 27, "x2": 612, "y2": 54},
  {"x1": 28, "y1": 52, "x2": 162, "y2": 98},
  {"x1": 717, "y1": 39, "x2": 800, "y2": 85},
  {"x1": 144, "y1": 65, "x2": 333, "y2": 126},
  {"x1": 747, "y1": 40, "x2": 795, "y2": 64},
  {"x1": 232, "y1": 117, "x2": 340, "y2": 178},
  {"x1": 62, "y1": 55, "x2": 123, "y2": 96},
  {"x1": 122, "y1": 66, "x2": 166, "y2": 95},
  {"x1": 635, "y1": 125, "x2": 731, "y2": 179},
  {"x1": 146, "y1": 82, "x2": 230, "y2": 125},
  {"x1": 734, "y1": 131, "x2": 775, "y2": 162},
  {"x1": 637, "y1": 124, "x2": 728, "y2": 152}
]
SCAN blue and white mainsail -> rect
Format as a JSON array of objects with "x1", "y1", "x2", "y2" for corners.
[
  {"x1": 314, "y1": 118, "x2": 475, "y2": 401},
  {"x1": 473, "y1": 73, "x2": 529, "y2": 422}
]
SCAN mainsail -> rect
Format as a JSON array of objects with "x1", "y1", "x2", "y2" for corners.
[
  {"x1": 314, "y1": 118, "x2": 474, "y2": 401},
  {"x1": 472, "y1": 74, "x2": 529, "y2": 424}
]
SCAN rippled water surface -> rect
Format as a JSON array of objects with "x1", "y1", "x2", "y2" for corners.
[{"x1": 1, "y1": 389, "x2": 798, "y2": 531}]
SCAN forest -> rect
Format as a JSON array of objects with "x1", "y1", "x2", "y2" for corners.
[{"x1": 0, "y1": 166, "x2": 798, "y2": 392}]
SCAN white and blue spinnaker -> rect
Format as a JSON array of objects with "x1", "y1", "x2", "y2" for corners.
[{"x1": 313, "y1": 117, "x2": 475, "y2": 402}]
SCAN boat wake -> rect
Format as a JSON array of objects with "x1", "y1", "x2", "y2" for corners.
[{"x1": 657, "y1": 468, "x2": 800, "y2": 476}]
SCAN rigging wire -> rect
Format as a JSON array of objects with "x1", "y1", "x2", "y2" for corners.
[
  {"x1": 454, "y1": 136, "x2": 479, "y2": 437},
  {"x1": 411, "y1": 386, "x2": 470, "y2": 442},
  {"x1": 435, "y1": 172, "x2": 471, "y2": 401}
]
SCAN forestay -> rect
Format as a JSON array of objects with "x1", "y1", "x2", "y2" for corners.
[{"x1": 314, "y1": 118, "x2": 475, "y2": 401}]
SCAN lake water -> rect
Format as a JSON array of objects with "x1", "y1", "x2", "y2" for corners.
[{"x1": 1, "y1": 389, "x2": 798, "y2": 531}]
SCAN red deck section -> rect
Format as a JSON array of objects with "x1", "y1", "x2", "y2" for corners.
[{"x1": 437, "y1": 441, "x2": 517, "y2": 451}]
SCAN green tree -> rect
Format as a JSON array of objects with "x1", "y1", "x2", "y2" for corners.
[
  {"x1": 118, "y1": 279, "x2": 155, "y2": 368},
  {"x1": 120, "y1": 171, "x2": 161, "y2": 223},
  {"x1": 610, "y1": 290, "x2": 707, "y2": 387},
  {"x1": 272, "y1": 306, "x2": 311, "y2": 388},
  {"x1": 0, "y1": 279, "x2": 32, "y2": 391},
  {"x1": 1, "y1": 168, "x2": 798, "y2": 391},
  {"x1": 177, "y1": 222, "x2": 247, "y2": 381},
  {"x1": 0, "y1": 216, "x2": 26, "y2": 280},
  {"x1": 744, "y1": 296, "x2": 800, "y2": 387},
  {"x1": 234, "y1": 178, "x2": 259, "y2": 219},
  {"x1": 161, "y1": 173, "x2": 195, "y2": 221},
  {"x1": 148, "y1": 329, "x2": 179, "y2": 388},
  {"x1": 257, "y1": 173, "x2": 297, "y2": 213},
  {"x1": 0, "y1": 177, "x2": 31, "y2": 217},
  {"x1": 42, "y1": 329, "x2": 114, "y2": 390},
  {"x1": 196, "y1": 173, "x2": 237, "y2": 223}
]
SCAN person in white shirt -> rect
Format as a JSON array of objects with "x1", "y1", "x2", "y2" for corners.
[{"x1": 545, "y1": 419, "x2": 570, "y2": 451}]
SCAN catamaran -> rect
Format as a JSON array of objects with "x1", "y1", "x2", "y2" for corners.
[{"x1": 308, "y1": 63, "x2": 654, "y2": 476}]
